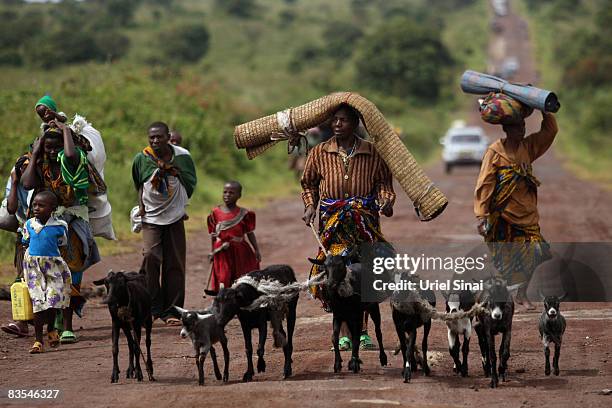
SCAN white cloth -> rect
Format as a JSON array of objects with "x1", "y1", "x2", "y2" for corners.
[{"x1": 141, "y1": 173, "x2": 188, "y2": 226}]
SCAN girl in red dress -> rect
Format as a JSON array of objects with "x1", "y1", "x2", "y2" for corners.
[{"x1": 207, "y1": 181, "x2": 261, "y2": 294}]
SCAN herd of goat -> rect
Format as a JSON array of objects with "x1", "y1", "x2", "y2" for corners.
[{"x1": 92, "y1": 254, "x2": 567, "y2": 389}]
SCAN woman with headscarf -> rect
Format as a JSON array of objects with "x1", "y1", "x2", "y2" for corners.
[{"x1": 20, "y1": 119, "x2": 101, "y2": 344}]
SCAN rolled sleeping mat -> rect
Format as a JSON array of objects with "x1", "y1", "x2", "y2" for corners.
[
  {"x1": 234, "y1": 92, "x2": 448, "y2": 221},
  {"x1": 460, "y1": 70, "x2": 560, "y2": 113}
]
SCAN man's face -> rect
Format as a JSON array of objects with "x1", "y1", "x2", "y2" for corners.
[
  {"x1": 332, "y1": 109, "x2": 357, "y2": 140},
  {"x1": 148, "y1": 127, "x2": 170, "y2": 153},
  {"x1": 222, "y1": 184, "x2": 241, "y2": 206},
  {"x1": 36, "y1": 105, "x2": 55, "y2": 123},
  {"x1": 503, "y1": 120, "x2": 526, "y2": 141}
]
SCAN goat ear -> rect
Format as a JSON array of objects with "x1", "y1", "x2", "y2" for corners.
[
  {"x1": 537, "y1": 289, "x2": 545, "y2": 301},
  {"x1": 558, "y1": 292, "x2": 567, "y2": 302},
  {"x1": 506, "y1": 283, "x2": 522, "y2": 294},
  {"x1": 308, "y1": 257, "x2": 325, "y2": 266},
  {"x1": 93, "y1": 278, "x2": 106, "y2": 286}
]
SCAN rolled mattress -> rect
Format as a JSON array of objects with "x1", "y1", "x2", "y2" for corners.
[{"x1": 234, "y1": 92, "x2": 447, "y2": 221}]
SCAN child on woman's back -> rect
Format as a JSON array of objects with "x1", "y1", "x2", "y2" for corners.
[{"x1": 22, "y1": 190, "x2": 72, "y2": 353}]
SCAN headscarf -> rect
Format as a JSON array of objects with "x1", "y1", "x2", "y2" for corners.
[{"x1": 35, "y1": 95, "x2": 58, "y2": 112}]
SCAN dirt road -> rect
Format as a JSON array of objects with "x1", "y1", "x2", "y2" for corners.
[{"x1": 1, "y1": 2, "x2": 611, "y2": 408}]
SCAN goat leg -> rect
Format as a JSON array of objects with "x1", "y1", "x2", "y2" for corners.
[
  {"x1": 544, "y1": 344, "x2": 551, "y2": 375},
  {"x1": 448, "y1": 330, "x2": 462, "y2": 374},
  {"x1": 347, "y1": 315, "x2": 361, "y2": 374},
  {"x1": 283, "y1": 299, "x2": 297, "y2": 379},
  {"x1": 332, "y1": 316, "x2": 342, "y2": 373},
  {"x1": 133, "y1": 324, "x2": 144, "y2": 381},
  {"x1": 145, "y1": 318, "x2": 155, "y2": 381},
  {"x1": 111, "y1": 321, "x2": 120, "y2": 383},
  {"x1": 487, "y1": 331, "x2": 498, "y2": 388},
  {"x1": 553, "y1": 342, "x2": 561, "y2": 376},
  {"x1": 197, "y1": 350, "x2": 207, "y2": 386},
  {"x1": 369, "y1": 305, "x2": 387, "y2": 367},
  {"x1": 422, "y1": 321, "x2": 431, "y2": 376},
  {"x1": 121, "y1": 325, "x2": 135, "y2": 379},
  {"x1": 221, "y1": 333, "x2": 230, "y2": 382},
  {"x1": 499, "y1": 330, "x2": 511, "y2": 382},
  {"x1": 461, "y1": 334, "x2": 470, "y2": 377},
  {"x1": 393, "y1": 319, "x2": 409, "y2": 382},
  {"x1": 256, "y1": 316, "x2": 267, "y2": 374},
  {"x1": 240, "y1": 319, "x2": 255, "y2": 382},
  {"x1": 210, "y1": 346, "x2": 222, "y2": 381},
  {"x1": 476, "y1": 324, "x2": 490, "y2": 377}
]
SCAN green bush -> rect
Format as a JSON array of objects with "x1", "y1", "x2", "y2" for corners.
[
  {"x1": 355, "y1": 18, "x2": 453, "y2": 101},
  {"x1": 158, "y1": 24, "x2": 210, "y2": 63},
  {"x1": 215, "y1": 0, "x2": 258, "y2": 18},
  {"x1": 322, "y1": 21, "x2": 364, "y2": 61}
]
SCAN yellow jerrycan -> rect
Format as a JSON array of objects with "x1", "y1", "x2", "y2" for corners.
[{"x1": 11, "y1": 279, "x2": 34, "y2": 321}]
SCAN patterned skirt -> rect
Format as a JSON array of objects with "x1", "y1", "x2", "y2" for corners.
[
  {"x1": 23, "y1": 253, "x2": 72, "y2": 313},
  {"x1": 486, "y1": 216, "x2": 552, "y2": 285}
]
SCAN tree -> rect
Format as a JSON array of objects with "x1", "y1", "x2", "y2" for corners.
[
  {"x1": 215, "y1": 0, "x2": 258, "y2": 18},
  {"x1": 355, "y1": 19, "x2": 453, "y2": 101},
  {"x1": 322, "y1": 21, "x2": 363, "y2": 61},
  {"x1": 159, "y1": 24, "x2": 210, "y2": 63}
]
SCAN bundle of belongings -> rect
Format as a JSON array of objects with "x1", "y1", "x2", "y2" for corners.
[
  {"x1": 479, "y1": 92, "x2": 534, "y2": 125},
  {"x1": 0, "y1": 114, "x2": 115, "y2": 240},
  {"x1": 460, "y1": 69, "x2": 560, "y2": 122},
  {"x1": 233, "y1": 91, "x2": 447, "y2": 221}
]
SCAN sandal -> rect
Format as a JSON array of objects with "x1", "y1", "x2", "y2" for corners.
[
  {"x1": 1, "y1": 321, "x2": 30, "y2": 337},
  {"x1": 359, "y1": 333, "x2": 377, "y2": 350},
  {"x1": 339, "y1": 336, "x2": 352, "y2": 351},
  {"x1": 29, "y1": 341, "x2": 44, "y2": 354},
  {"x1": 47, "y1": 330, "x2": 60, "y2": 348},
  {"x1": 60, "y1": 330, "x2": 78, "y2": 344},
  {"x1": 163, "y1": 317, "x2": 181, "y2": 326}
]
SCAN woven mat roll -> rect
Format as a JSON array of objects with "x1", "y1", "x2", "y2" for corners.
[{"x1": 234, "y1": 92, "x2": 447, "y2": 221}]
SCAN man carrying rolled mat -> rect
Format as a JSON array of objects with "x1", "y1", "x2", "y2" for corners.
[
  {"x1": 301, "y1": 103, "x2": 395, "y2": 350},
  {"x1": 475, "y1": 110, "x2": 558, "y2": 310}
]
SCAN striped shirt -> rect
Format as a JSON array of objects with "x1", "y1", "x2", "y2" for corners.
[{"x1": 300, "y1": 136, "x2": 395, "y2": 208}]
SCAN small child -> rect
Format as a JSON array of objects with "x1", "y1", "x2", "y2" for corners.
[
  {"x1": 22, "y1": 190, "x2": 72, "y2": 353},
  {"x1": 206, "y1": 181, "x2": 261, "y2": 295}
]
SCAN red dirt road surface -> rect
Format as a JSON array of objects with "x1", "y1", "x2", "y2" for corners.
[{"x1": 1, "y1": 3, "x2": 611, "y2": 408}]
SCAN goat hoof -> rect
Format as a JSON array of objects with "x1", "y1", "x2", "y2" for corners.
[
  {"x1": 490, "y1": 378, "x2": 498, "y2": 388},
  {"x1": 545, "y1": 367, "x2": 551, "y2": 376},
  {"x1": 348, "y1": 358, "x2": 360, "y2": 373},
  {"x1": 461, "y1": 369, "x2": 468, "y2": 377},
  {"x1": 126, "y1": 368, "x2": 134, "y2": 379},
  {"x1": 215, "y1": 372, "x2": 222, "y2": 381},
  {"x1": 242, "y1": 372, "x2": 253, "y2": 382},
  {"x1": 379, "y1": 352, "x2": 388, "y2": 367},
  {"x1": 149, "y1": 375, "x2": 156, "y2": 382},
  {"x1": 283, "y1": 366, "x2": 292, "y2": 379},
  {"x1": 257, "y1": 358, "x2": 266, "y2": 373},
  {"x1": 403, "y1": 372, "x2": 411, "y2": 383},
  {"x1": 423, "y1": 366, "x2": 431, "y2": 376},
  {"x1": 333, "y1": 363, "x2": 342, "y2": 373},
  {"x1": 223, "y1": 373, "x2": 229, "y2": 383},
  {"x1": 554, "y1": 368, "x2": 560, "y2": 376},
  {"x1": 198, "y1": 380, "x2": 204, "y2": 386}
]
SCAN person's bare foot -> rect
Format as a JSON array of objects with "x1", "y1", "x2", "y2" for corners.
[{"x1": 515, "y1": 287, "x2": 536, "y2": 310}]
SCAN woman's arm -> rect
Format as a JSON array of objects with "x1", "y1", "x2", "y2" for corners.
[
  {"x1": 55, "y1": 120, "x2": 79, "y2": 167},
  {"x1": 6, "y1": 169, "x2": 19, "y2": 215},
  {"x1": 21, "y1": 137, "x2": 43, "y2": 190},
  {"x1": 246, "y1": 231, "x2": 261, "y2": 262}
]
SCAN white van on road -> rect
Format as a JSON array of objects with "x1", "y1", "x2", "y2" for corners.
[{"x1": 440, "y1": 124, "x2": 490, "y2": 174}]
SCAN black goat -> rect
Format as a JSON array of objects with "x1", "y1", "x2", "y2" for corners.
[
  {"x1": 442, "y1": 288, "x2": 476, "y2": 377},
  {"x1": 310, "y1": 254, "x2": 387, "y2": 374},
  {"x1": 474, "y1": 278, "x2": 520, "y2": 388},
  {"x1": 174, "y1": 306, "x2": 230, "y2": 385},
  {"x1": 93, "y1": 271, "x2": 155, "y2": 383},
  {"x1": 390, "y1": 273, "x2": 435, "y2": 383},
  {"x1": 213, "y1": 264, "x2": 298, "y2": 382},
  {"x1": 538, "y1": 292, "x2": 566, "y2": 376}
]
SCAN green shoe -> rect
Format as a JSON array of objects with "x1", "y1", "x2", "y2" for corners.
[
  {"x1": 60, "y1": 330, "x2": 78, "y2": 344},
  {"x1": 359, "y1": 333, "x2": 376, "y2": 350},
  {"x1": 330, "y1": 336, "x2": 352, "y2": 351}
]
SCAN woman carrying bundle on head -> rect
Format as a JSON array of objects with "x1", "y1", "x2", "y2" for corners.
[
  {"x1": 474, "y1": 94, "x2": 558, "y2": 310},
  {"x1": 20, "y1": 119, "x2": 101, "y2": 343}
]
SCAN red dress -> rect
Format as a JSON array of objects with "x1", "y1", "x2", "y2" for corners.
[{"x1": 207, "y1": 206, "x2": 259, "y2": 292}]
